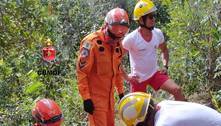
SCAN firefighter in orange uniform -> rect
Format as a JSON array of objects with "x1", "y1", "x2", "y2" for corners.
[{"x1": 76, "y1": 8, "x2": 129, "y2": 126}]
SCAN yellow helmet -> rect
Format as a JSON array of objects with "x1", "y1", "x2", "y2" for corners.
[
  {"x1": 133, "y1": 0, "x2": 157, "y2": 21},
  {"x1": 118, "y1": 92, "x2": 152, "y2": 126}
]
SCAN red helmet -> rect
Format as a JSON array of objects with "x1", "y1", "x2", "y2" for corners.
[
  {"x1": 32, "y1": 99, "x2": 63, "y2": 126},
  {"x1": 105, "y1": 7, "x2": 129, "y2": 27}
]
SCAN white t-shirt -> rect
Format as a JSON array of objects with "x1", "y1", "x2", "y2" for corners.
[
  {"x1": 155, "y1": 100, "x2": 221, "y2": 126},
  {"x1": 122, "y1": 28, "x2": 165, "y2": 82}
]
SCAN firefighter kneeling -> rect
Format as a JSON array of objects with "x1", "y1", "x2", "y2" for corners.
[{"x1": 118, "y1": 92, "x2": 221, "y2": 126}]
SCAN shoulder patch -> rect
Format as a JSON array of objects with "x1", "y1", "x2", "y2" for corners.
[
  {"x1": 82, "y1": 42, "x2": 91, "y2": 50},
  {"x1": 81, "y1": 48, "x2": 89, "y2": 58}
]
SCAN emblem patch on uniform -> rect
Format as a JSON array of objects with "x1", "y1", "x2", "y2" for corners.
[
  {"x1": 79, "y1": 42, "x2": 90, "y2": 69},
  {"x1": 83, "y1": 42, "x2": 91, "y2": 50},
  {"x1": 81, "y1": 48, "x2": 89, "y2": 58},
  {"x1": 79, "y1": 49, "x2": 89, "y2": 69}
]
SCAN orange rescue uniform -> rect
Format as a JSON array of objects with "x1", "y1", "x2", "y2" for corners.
[{"x1": 76, "y1": 29, "x2": 125, "y2": 126}]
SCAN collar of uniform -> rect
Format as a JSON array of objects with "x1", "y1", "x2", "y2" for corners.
[
  {"x1": 101, "y1": 28, "x2": 110, "y2": 43},
  {"x1": 101, "y1": 28, "x2": 117, "y2": 46},
  {"x1": 96, "y1": 28, "x2": 105, "y2": 42},
  {"x1": 96, "y1": 28, "x2": 120, "y2": 47}
]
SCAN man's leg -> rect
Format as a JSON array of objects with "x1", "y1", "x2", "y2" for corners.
[
  {"x1": 130, "y1": 81, "x2": 147, "y2": 92},
  {"x1": 107, "y1": 108, "x2": 115, "y2": 126},
  {"x1": 160, "y1": 79, "x2": 186, "y2": 101},
  {"x1": 88, "y1": 110, "x2": 108, "y2": 126},
  {"x1": 148, "y1": 71, "x2": 186, "y2": 101}
]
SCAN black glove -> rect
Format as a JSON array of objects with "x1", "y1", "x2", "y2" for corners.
[
  {"x1": 83, "y1": 99, "x2": 94, "y2": 115},
  {"x1": 118, "y1": 93, "x2": 124, "y2": 100}
]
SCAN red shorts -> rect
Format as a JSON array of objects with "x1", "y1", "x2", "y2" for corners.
[{"x1": 130, "y1": 71, "x2": 169, "y2": 92}]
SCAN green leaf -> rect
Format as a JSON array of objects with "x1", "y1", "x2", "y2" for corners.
[
  {"x1": 27, "y1": 70, "x2": 38, "y2": 80},
  {"x1": 24, "y1": 81, "x2": 44, "y2": 94},
  {"x1": 0, "y1": 59, "x2": 3, "y2": 66},
  {"x1": 5, "y1": 67, "x2": 13, "y2": 76}
]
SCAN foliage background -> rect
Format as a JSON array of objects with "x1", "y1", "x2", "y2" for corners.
[{"x1": 0, "y1": 0, "x2": 220, "y2": 125}]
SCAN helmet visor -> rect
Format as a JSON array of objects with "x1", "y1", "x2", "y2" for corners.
[
  {"x1": 41, "y1": 114, "x2": 63, "y2": 124},
  {"x1": 110, "y1": 20, "x2": 129, "y2": 27}
]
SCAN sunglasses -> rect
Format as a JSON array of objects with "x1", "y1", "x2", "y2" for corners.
[{"x1": 110, "y1": 21, "x2": 129, "y2": 27}]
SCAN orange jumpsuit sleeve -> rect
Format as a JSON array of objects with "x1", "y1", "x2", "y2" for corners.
[
  {"x1": 115, "y1": 74, "x2": 124, "y2": 95},
  {"x1": 76, "y1": 40, "x2": 94, "y2": 100},
  {"x1": 115, "y1": 45, "x2": 127, "y2": 95},
  {"x1": 115, "y1": 62, "x2": 124, "y2": 95}
]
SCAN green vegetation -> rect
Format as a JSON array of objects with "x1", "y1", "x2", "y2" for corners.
[{"x1": 0, "y1": 0, "x2": 220, "y2": 125}]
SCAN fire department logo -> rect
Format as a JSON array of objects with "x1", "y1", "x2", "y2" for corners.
[
  {"x1": 42, "y1": 39, "x2": 56, "y2": 61},
  {"x1": 37, "y1": 38, "x2": 61, "y2": 76}
]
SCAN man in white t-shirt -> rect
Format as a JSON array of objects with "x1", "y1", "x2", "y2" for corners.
[
  {"x1": 122, "y1": 0, "x2": 185, "y2": 101},
  {"x1": 118, "y1": 92, "x2": 221, "y2": 126}
]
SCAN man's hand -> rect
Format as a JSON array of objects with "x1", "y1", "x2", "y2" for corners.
[
  {"x1": 83, "y1": 99, "x2": 94, "y2": 115},
  {"x1": 160, "y1": 65, "x2": 168, "y2": 75},
  {"x1": 127, "y1": 75, "x2": 139, "y2": 85}
]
